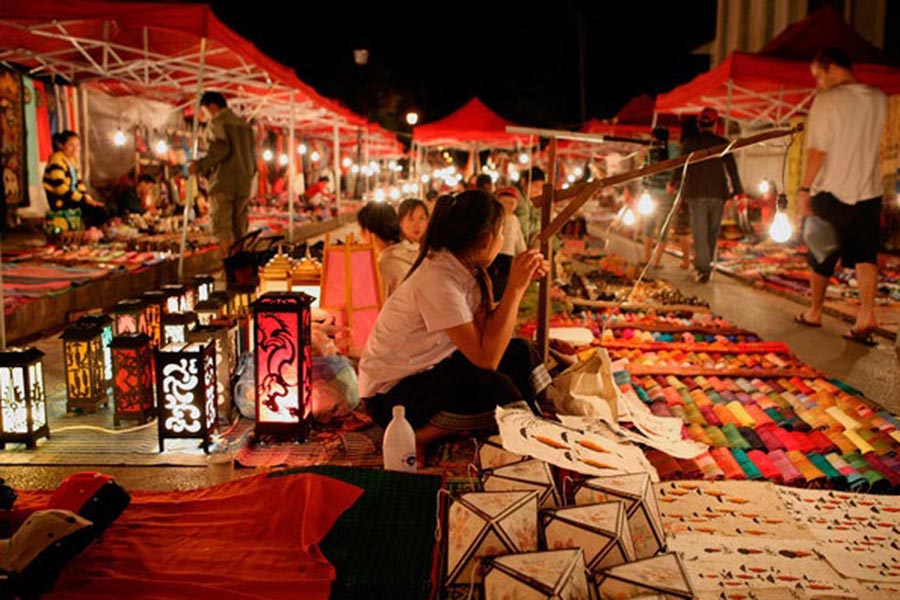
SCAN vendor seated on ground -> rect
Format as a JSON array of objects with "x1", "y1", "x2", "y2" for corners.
[
  {"x1": 357, "y1": 201, "x2": 416, "y2": 299},
  {"x1": 359, "y1": 190, "x2": 550, "y2": 467},
  {"x1": 43, "y1": 131, "x2": 109, "y2": 228},
  {"x1": 113, "y1": 173, "x2": 156, "y2": 217}
]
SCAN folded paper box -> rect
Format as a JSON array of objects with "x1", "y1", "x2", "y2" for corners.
[
  {"x1": 541, "y1": 501, "x2": 636, "y2": 572},
  {"x1": 593, "y1": 552, "x2": 695, "y2": 599},
  {"x1": 483, "y1": 548, "x2": 591, "y2": 600},
  {"x1": 481, "y1": 458, "x2": 561, "y2": 509}
]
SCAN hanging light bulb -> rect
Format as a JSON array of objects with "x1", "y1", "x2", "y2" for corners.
[
  {"x1": 573, "y1": 166, "x2": 584, "y2": 178},
  {"x1": 619, "y1": 206, "x2": 636, "y2": 226},
  {"x1": 298, "y1": 143, "x2": 308, "y2": 155},
  {"x1": 401, "y1": 183, "x2": 411, "y2": 194},
  {"x1": 759, "y1": 179, "x2": 770, "y2": 195},
  {"x1": 510, "y1": 170, "x2": 521, "y2": 182},
  {"x1": 637, "y1": 190, "x2": 655, "y2": 215},
  {"x1": 113, "y1": 129, "x2": 127, "y2": 147},
  {"x1": 342, "y1": 157, "x2": 352, "y2": 168},
  {"x1": 278, "y1": 153, "x2": 288, "y2": 166},
  {"x1": 388, "y1": 160, "x2": 397, "y2": 171},
  {"x1": 411, "y1": 183, "x2": 419, "y2": 193},
  {"x1": 310, "y1": 151, "x2": 321, "y2": 162},
  {"x1": 262, "y1": 149, "x2": 274, "y2": 162},
  {"x1": 562, "y1": 182, "x2": 570, "y2": 190},
  {"x1": 518, "y1": 152, "x2": 529, "y2": 164},
  {"x1": 420, "y1": 174, "x2": 430, "y2": 183},
  {"x1": 351, "y1": 164, "x2": 360, "y2": 174},
  {"x1": 155, "y1": 140, "x2": 168, "y2": 155},
  {"x1": 374, "y1": 188, "x2": 386, "y2": 203},
  {"x1": 389, "y1": 187, "x2": 401, "y2": 200},
  {"x1": 567, "y1": 174, "x2": 576, "y2": 183},
  {"x1": 769, "y1": 193, "x2": 792, "y2": 243}
]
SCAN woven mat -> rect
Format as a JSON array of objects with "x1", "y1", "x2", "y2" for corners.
[{"x1": 234, "y1": 427, "x2": 382, "y2": 469}]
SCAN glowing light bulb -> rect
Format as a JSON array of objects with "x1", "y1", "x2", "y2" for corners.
[
  {"x1": 389, "y1": 187, "x2": 401, "y2": 200},
  {"x1": 342, "y1": 157, "x2": 352, "y2": 168},
  {"x1": 420, "y1": 174, "x2": 430, "y2": 183},
  {"x1": 411, "y1": 183, "x2": 419, "y2": 193},
  {"x1": 374, "y1": 188, "x2": 386, "y2": 202},
  {"x1": 769, "y1": 211, "x2": 792, "y2": 243},
  {"x1": 567, "y1": 174, "x2": 576, "y2": 183},
  {"x1": 298, "y1": 143, "x2": 308, "y2": 155},
  {"x1": 759, "y1": 180, "x2": 770, "y2": 194},
  {"x1": 510, "y1": 171, "x2": 521, "y2": 182},
  {"x1": 351, "y1": 164, "x2": 360, "y2": 174},
  {"x1": 518, "y1": 152, "x2": 529, "y2": 164},
  {"x1": 388, "y1": 161, "x2": 397, "y2": 170},
  {"x1": 402, "y1": 184, "x2": 411, "y2": 194},
  {"x1": 262, "y1": 149, "x2": 274, "y2": 162},
  {"x1": 620, "y1": 206, "x2": 636, "y2": 226},
  {"x1": 574, "y1": 167, "x2": 583, "y2": 177},
  {"x1": 278, "y1": 153, "x2": 288, "y2": 166},
  {"x1": 562, "y1": 182, "x2": 570, "y2": 190},
  {"x1": 637, "y1": 191, "x2": 655, "y2": 215},
  {"x1": 405, "y1": 111, "x2": 419, "y2": 126},
  {"x1": 310, "y1": 151, "x2": 321, "y2": 162},
  {"x1": 155, "y1": 140, "x2": 168, "y2": 155},
  {"x1": 113, "y1": 130, "x2": 126, "y2": 147}
]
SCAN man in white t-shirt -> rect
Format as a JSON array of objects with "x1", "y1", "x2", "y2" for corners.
[{"x1": 795, "y1": 48, "x2": 887, "y2": 346}]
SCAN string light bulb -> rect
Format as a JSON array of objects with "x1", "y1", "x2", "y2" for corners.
[
  {"x1": 342, "y1": 157, "x2": 352, "y2": 168},
  {"x1": 518, "y1": 152, "x2": 529, "y2": 164},
  {"x1": 759, "y1": 180, "x2": 770, "y2": 195},
  {"x1": 310, "y1": 151, "x2": 321, "y2": 162},
  {"x1": 374, "y1": 188, "x2": 385, "y2": 203},
  {"x1": 620, "y1": 206, "x2": 636, "y2": 226},
  {"x1": 769, "y1": 193, "x2": 792, "y2": 243},
  {"x1": 278, "y1": 153, "x2": 288, "y2": 166},
  {"x1": 155, "y1": 140, "x2": 168, "y2": 155},
  {"x1": 637, "y1": 190, "x2": 655, "y2": 216},
  {"x1": 113, "y1": 130, "x2": 127, "y2": 147},
  {"x1": 298, "y1": 143, "x2": 308, "y2": 155},
  {"x1": 262, "y1": 149, "x2": 274, "y2": 162}
]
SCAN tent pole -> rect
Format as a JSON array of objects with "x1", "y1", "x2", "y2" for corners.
[
  {"x1": 0, "y1": 238, "x2": 6, "y2": 351},
  {"x1": 725, "y1": 78, "x2": 733, "y2": 136},
  {"x1": 81, "y1": 85, "x2": 90, "y2": 183},
  {"x1": 179, "y1": 36, "x2": 206, "y2": 281},
  {"x1": 537, "y1": 136, "x2": 557, "y2": 362},
  {"x1": 333, "y1": 117, "x2": 341, "y2": 216},
  {"x1": 288, "y1": 90, "x2": 296, "y2": 244},
  {"x1": 651, "y1": 110, "x2": 658, "y2": 129},
  {"x1": 364, "y1": 129, "x2": 370, "y2": 196}
]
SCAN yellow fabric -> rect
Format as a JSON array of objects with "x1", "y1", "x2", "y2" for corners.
[
  {"x1": 843, "y1": 429, "x2": 876, "y2": 455},
  {"x1": 726, "y1": 401, "x2": 756, "y2": 428}
]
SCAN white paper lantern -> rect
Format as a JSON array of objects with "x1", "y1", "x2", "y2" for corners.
[
  {"x1": 593, "y1": 552, "x2": 695, "y2": 599},
  {"x1": 481, "y1": 458, "x2": 561, "y2": 509},
  {"x1": 484, "y1": 548, "x2": 591, "y2": 600},
  {"x1": 541, "y1": 501, "x2": 636, "y2": 571}
]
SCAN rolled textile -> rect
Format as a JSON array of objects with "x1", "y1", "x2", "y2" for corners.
[
  {"x1": 772, "y1": 428, "x2": 801, "y2": 452},
  {"x1": 683, "y1": 402, "x2": 705, "y2": 425},
  {"x1": 789, "y1": 431, "x2": 817, "y2": 454},
  {"x1": 767, "y1": 380, "x2": 787, "y2": 394},
  {"x1": 768, "y1": 450, "x2": 805, "y2": 486},
  {"x1": 825, "y1": 406, "x2": 862, "y2": 431},
  {"x1": 879, "y1": 453, "x2": 900, "y2": 474},
  {"x1": 704, "y1": 426, "x2": 729, "y2": 448},
  {"x1": 713, "y1": 404, "x2": 740, "y2": 426},
  {"x1": 711, "y1": 447, "x2": 746, "y2": 480},
  {"x1": 825, "y1": 430, "x2": 858, "y2": 455},
  {"x1": 645, "y1": 449, "x2": 683, "y2": 481},
  {"x1": 825, "y1": 452, "x2": 870, "y2": 492},
  {"x1": 750, "y1": 378, "x2": 772, "y2": 393},
  {"x1": 807, "y1": 430, "x2": 838, "y2": 455},
  {"x1": 694, "y1": 451, "x2": 726, "y2": 480},
  {"x1": 757, "y1": 428, "x2": 786, "y2": 452},
  {"x1": 699, "y1": 405, "x2": 723, "y2": 427},
  {"x1": 781, "y1": 407, "x2": 807, "y2": 431},
  {"x1": 648, "y1": 386, "x2": 667, "y2": 403},
  {"x1": 861, "y1": 453, "x2": 900, "y2": 491},
  {"x1": 806, "y1": 452, "x2": 847, "y2": 489},
  {"x1": 843, "y1": 451, "x2": 890, "y2": 494},
  {"x1": 785, "y1": 450, "x2": 827, "y2": 486},
  {"x1": 856, "y1": 429, "x2": 893, "y2": 457},
  {"x1": 663, "y1": 387, "x2": 683, "y2": 406},
  {"x1": 677, "y1": 457, "x2": 704, "y2": 480},
  {"x1": 668, "y1": 404, "x2": 686, "y2": 421},
  {"x1": 721, "y1": 423, "x2": 751, "y2": 450},
  {"x1": 795, "y1": 408, "x2": 827, "y2": 431},
  {"x1": 693, "y1": 375, "x2": 710, "y2": 389},
  {"x1": 746, "y1": 449, "x2": 783, "y2": 483},
  {"x1": 687, "y1": 423, "x2": 714, "y2": 446},
  {"x1": 744, "y1": 404, "x2": 775, "y2": 428},
  {"x1": 843, "y1": 430, "x2": 877, "y2": 455},
  {"x1": 690, "y1": 389, "x2": 713, "y2": 407},
  {"x1": 735, "y1": 378, "x2": 755, "y2": 394},
  {"x1": 650, "y1": 401, "x2": 674, "y2": 418},
  {"x1": 737, "y1": 427, "x2": 766, "y2": 452},
  {"x1": 789, "y1": 377, "x2": 816, "y2": 396},
  {"x1": 719, "y1": 390, "x2": 739, "y2": 404},
  {"x1": 633, "y1": 385, "x2": 652, "y2": 404},
  {"x1": 734, "y1": 392, "x2": 754, "y2": 406},
  {"x1": 726, "y1": 401, "x2": 756, "y2": 428},
  {"x1": 666, "y1": 375, "x2": 686, "y2": 389},
  {"x1": 706, "y1": 391, "x2": 727, "y2": 405},
  {"x1": 680, "y1": 377, "x2": 699, "y2": 390},
  {"x1": 763, "y1": 407, "x2": 787, "y2": 427},
  {"x1": 707, "y1": 377, "x2": 727, "y2": 393},
  {"x1": 678, "y1": 389, "x2": 695, "y2": 407},
  {"x1": 731, "y1": 448, "x2": 764, "y2": 480},
  {"x1": 876, "y1": 411, "x2": 900, "y2": 430}
]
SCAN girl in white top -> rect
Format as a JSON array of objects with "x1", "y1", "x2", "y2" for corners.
[
  {"x1": 357, "y1": 202, "x2": 417, "y2": 299},
  {"x1": 359, "y1": 190, "x2": 548, "y2": 464}
]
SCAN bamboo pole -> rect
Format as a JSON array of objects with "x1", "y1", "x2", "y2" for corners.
[
  {"x1": 333, "y1": 117, "x2": 341, "y2": 215},
  {"x1": 288, "y1": 91, "x2": 296, "y2": 244},
  {"x1": 178, "y1": 37, "x2": 206, "y2": 281},
  {"x1": 536, "y1": 137, "x2": 557, "y2": 361}
]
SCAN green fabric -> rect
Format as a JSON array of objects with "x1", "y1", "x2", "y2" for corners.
[{"x1": 270, "y1": 466, "x2": 442, "y2": 600}]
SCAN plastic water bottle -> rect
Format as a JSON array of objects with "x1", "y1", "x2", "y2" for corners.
[{"x1": 383, "y1": 405, "x2": 417, "y2": 473}]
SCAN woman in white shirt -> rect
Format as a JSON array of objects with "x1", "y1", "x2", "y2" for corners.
[
  {"x1": 357, "y1": 202, "x2": 416, "y2": 299},
  {"x1": 359, "y1": 190, "x2": 549, "y2": 465}
]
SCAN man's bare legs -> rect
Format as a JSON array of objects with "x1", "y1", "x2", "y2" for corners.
[
  {"x1": 801, "y1": 270, "x2": 829, "y2": 325},
  {"x1": 853, "y1": 262, "x2": 878, "y2": 333}
]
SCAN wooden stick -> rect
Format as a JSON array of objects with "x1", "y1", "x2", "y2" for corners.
[
  {"x1": 537, "y1": 137, "x2": 558, "y2": 361},
  {"x1": 538, "y1": 124, "x2": 802, "y2": 242},
  {"x1": 566, "y1": 296, "x2": 712, "y2": 314}
]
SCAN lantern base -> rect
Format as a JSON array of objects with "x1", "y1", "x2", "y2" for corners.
[
  {"x1": 66, "y1": 393, "x2": 109, "y2": 414},
  {"x1": 251, "y1": 421, "x2": 311, "y2": 445},
  {"x1": 0, "y1": 424, "x2": 50, "y2": 450},
  {"x1": 114, "y1": 409, "x2": 154, "y2": 428}
]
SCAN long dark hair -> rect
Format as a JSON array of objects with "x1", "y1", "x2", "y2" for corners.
[
  {"x1": 357, "y1": 202, "x2": 401, "y2": 244},
  {"x1": 397, "y1": 198, "x2": 429, "y2": 220},
  {"x1": 407, "y1": 189, "x2": 505, "y2": 320}
]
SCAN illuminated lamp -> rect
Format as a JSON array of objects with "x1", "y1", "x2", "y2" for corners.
[
  {"x1": 112, "y1": 299, "x2": 147, "y2": 336},
  {"x1": 290, "y1": 253, "x2": 322, "y2": 308},
  {"x1": 155, "y1": 340, "x2": 217, "y2": 453},
  {"x1": 61, "y1": 322, "x2": 107, "y2": 414},
  {"x1": 110, "y1": 334, "x2": 154, "y2": 426},
  {"x1": 161, "y1": 312, "x2": 197, "y2": 346},
  {"x1": 258, "y1": 248, "x2": 293, "y2": 295},
  {"x1": 141, "y1": 290, "x2": 167, "y2": 347},
  {"x1": 75, "y1": 314, "x2": 114, "y2": 388},
  {"x1": 188, "y1": 325, "x2": 233, "y2": 422},
  {"x1": 210, "y1": 315, "x2": 240, "y2": 374},
  {"x1": 230, "y1": 284, "x2": 256, "y2": 316},
  {"x1": 252, "y1": 292, "x2": 313, "y2": 441},
  {"x1": 194, "y1": 297, "x2": 227, "y2": 326},
  {"x1": 0, "y1": 348, "x2": 48, "y2": 449},
  {"x1": 160, "y1": 284, "x2": 188, "y2": 314},
  {"x1": 192, "y1": 274, "x2": 216, "y2": 303}
]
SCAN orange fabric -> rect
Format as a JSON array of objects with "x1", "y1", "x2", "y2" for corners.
[{"x1": 42, "y1": 473, "x2": 362, "y2": 599}]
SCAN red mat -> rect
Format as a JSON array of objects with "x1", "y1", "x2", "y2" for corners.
[{"x1": 18, "y1": 474, "x2": 363, "y2": 599}]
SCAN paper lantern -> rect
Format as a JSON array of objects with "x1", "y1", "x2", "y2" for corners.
[
  {"x1": 320, "y1": 233, "x2": 383, "y2": 355},
  {"x1": 187, "y1": 325, "x2": 233, "y2": 422},
  {"x1": 483, "y1": 548, "x2": 590, "y2": 600},
  {"x1": 141, "y1": 290, "x2": 166, "y2": 347},
  {"x1": 252, "y1": 292, "x2": 313, "y2": 440},
  {"x1": 445, "y1": 490, "x2": 539, "y2": 590},
  {"x1": 192, "y1": 274, "x2": 215, "y2": 303},
  {"x1": 258, "y1": 248, "x2": 293, "y2": 295},
  {"x1": 592, "y1": 552, "x2": 695, "y2": 599},
  {"x1": 77, "y1": 314, "x2": 113, "y2": 385},
  {"x1": 210, "y1": 316, "x2": 241, "y2": 372},
  {"x1": 194, "y1": 297, "x2": 227, "y2": 326},
  {"x1": 110, "y1": 334, "x2": 154, "y2": 426},
  {"x1": 112, "y1": 299, "x2": 148, "y2": 336},
  {"x1": 61, "y1": 322, "x2": 107, "y2": 413},
  {"x1": 0, "y1": 348, "x2": 48, "y2": 449},
  {"x1": 161, "y1": 312, "x2": 197, "y2": 345},
  {"x1": 478, "y1": 434, "x2": 530, "y2": 470},
  {"x1": 481, "y1": 458, "x2": 561, "y2": 508},
  {"x1": 541, "y1": 502, "x2": 636, "y2": 571},
  {"x1": 290, "y1": 253, "x2": 322, "y2": 308},
  {"x1": 573, "y1": 473, "x2": 665, "y2": 559},
  {"x1": 155, "y1": 340, "x2": 217, "y2": 453},
  {"x1": 160, "y1": 284, "x2": 188, "y2": 314}
]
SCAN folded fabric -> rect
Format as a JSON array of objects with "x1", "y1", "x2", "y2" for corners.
[
  {"x1": 825, "y1": 406, "x2": 862, "y2": 430},
  {"x1": 698, "y1": 405, "x2": 722, "y2": 427},
  {"x1": 772, "y1": 428, "x2": 800, "y2": 452},
  {"x1": 713, "y1": 404, "x2": 740, "y2": 427},
  {"x1": 825, "y1": 453, "x2": 870, "y2": 492},
  {"x1": 856, "y1": 429, "x2": 893, "y2": 457},
  {"x1": 768, "y1": 450, "x2": 804, "y2": 486},
  {"x1": 687, "y1": 423, "x2": 713, "y2": 446},
  {"x1": 645, "y1": 449, "x2": 682, "y2": 481},
  {"x1": 757, "y1": 428, "x2": 786, "y2": 453},
  {"x1": 726, "y1": 401, "x2": 756, "y2": 428},
  {"x1": 683, "y1": 402, "x2": 705, "y2": 425},
  {"x1": 861, "y1": 453, "x2": 900, "y2": 490},
  {"x1": 785, "y1": 450, "x2": 827, "y2": 485},
  {"x1": 705, "y1": 426, "x2": 729, "y2": 448},
  {"x1": 737, "y1": 427, "x2": 766, "y2": 452},
  {"x1": 807, "y1": 430, "x2": 838, "y2": 455},
  {"x1": 693, "y1": 451, "x2": 725, "y2": 480},
  {"x1": 721, "y1": 423, "x2": 750, "y2": 450},
  {"x1": 650, "y1": 401, "x2": 673, "y2": 418},
  {"x1": 763, "y1": 407, "x2": 787, "y2": 428},
  {"x1": 745, "y1": 450, "x2": 783, "y2": 483},
  {"x1": 843, "y1": 451, "x2": 890, "y2": 494},
  {"x1": 690, "y1": 389, "x2": 712, "y2": 407},
  {"x1": 843, "y1": 430, "x2": 877, "y2": 455},
  {"x1": 710, "y1": 447, "x2": 746, "y2": 480},
  {"x1": 743, "y1": 404, "x2": 774, "y2": 428},
  {"x1": 806, "y1": 452, "x2": 846, "y2": 488},
  {"x1": 731, "y1": 448, "x2": 763, "y2": 480},
  {"x1": 825, "y1": 430, "x2": 858, "y2": 455}
]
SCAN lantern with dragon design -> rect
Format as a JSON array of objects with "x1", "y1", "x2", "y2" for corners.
[{"x1": 251, "y1": 292, "x2": 313, "y2": 440}]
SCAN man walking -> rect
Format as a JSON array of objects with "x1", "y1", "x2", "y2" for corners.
[
  {"x1": 795, "y1": 48, "x2": 887, "y2": 345},
  {"x1": 189, "y1": 91, "x2": 256, "y2": 252},
  {"x1": 671, "y1": 107, "x2": 745, "y2": 282}
]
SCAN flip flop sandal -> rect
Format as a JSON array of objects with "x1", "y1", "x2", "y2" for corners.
[
  {"x1": 842, "y1": 328, "x2": 878, "y2": 347},
  {"x1": 794, "y1": 313, "x2": 822, "y2": 328}
]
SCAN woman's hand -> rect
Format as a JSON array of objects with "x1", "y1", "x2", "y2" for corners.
[{"x1": 508, "y1": 249, "x2": 546, "y2": 292}]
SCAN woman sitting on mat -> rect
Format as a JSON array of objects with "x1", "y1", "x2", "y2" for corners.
[{"x1": 359, "y1": 189, "x2": 550, "y2": 466}]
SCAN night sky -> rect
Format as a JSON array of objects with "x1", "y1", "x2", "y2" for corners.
[{"x1": 207, "y1": 1, "x2": 717, "y2": 132}]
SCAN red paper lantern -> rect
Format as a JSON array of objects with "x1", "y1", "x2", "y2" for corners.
[
  {"x1": 155, "y1": 340, "x2": 217, "y2": 452},
  {"x1": 112, "y1": 299, "x2": 148, "y2": 336},
  {"x1": 110, "y1": 334, "x2": 154, "y2": 426},
  {"x1": 252, "y1": 292, "x2": 313, "y2": 440}
]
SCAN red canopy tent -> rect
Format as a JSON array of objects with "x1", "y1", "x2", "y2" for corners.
[
  {"x1": 412, "y1": 97, "x2": 530, "y2": 149},
  {"x1": 655, "y1": 6, "x2": 900, "y2": 125}
]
